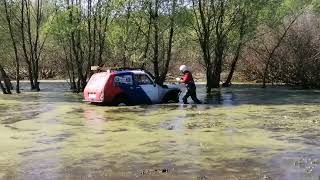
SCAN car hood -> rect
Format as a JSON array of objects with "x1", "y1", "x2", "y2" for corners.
[{"x1": 164, "y1": 84, "x2": 181, "y2": 90}]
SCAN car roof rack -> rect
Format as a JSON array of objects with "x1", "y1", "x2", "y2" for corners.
[
  {"x1": 91, "y1": 66, "x2": 155, "y2": 79},
  {"x1": 91, "y1": 66, "x2": 145, "y2": 72},
  {"x1": 112, "y1": 67, "x2": 156, "y2": 80},
  {"x1": 112, "y1": 67, "x2": 145, "y2": 71}
]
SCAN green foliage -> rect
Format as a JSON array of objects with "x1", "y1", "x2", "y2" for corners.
[
  {"x1": 312, "y1": 0, "x2": 320, "y2": 12},
  {"x1": 1, "y1": 0, "x2": 319, "y2": 88},
  {"x1": 258, "y1": 0, "x2": 312, "y2": 29}
]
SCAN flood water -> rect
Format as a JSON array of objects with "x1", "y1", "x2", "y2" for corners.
[{"x1": 0, "y1": 82, "x2": 320, "y2": 180}]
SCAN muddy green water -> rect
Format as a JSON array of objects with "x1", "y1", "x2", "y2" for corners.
[{"x1": 1, "y1": 82, "x2": 320, "y2": 180}]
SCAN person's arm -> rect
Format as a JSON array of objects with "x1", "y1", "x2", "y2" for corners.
[
  {"x1": 176, "y1": 77, "x2": 184, "y2": 83},
  {"x1": 183, "y1": 73, "x2": 192, "y2": 83},
  {"x1": 176, "y1": 74, "x2": 186, "y2": 83}
]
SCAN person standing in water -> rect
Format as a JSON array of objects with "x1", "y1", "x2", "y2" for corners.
[{"x1": 176, "y1": 65, "x2": 202, "y2": 104}]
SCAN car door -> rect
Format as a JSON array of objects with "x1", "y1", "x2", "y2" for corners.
[{"x1": 134, "y1": 73, "x2": 159, "y2": 104}]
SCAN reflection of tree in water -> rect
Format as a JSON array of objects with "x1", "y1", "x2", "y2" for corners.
[{"x1": 205, "y1": 90, "x2": 236, "y2": 106}]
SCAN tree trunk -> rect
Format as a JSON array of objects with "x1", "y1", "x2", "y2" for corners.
[
  {"x1": 223, "y1": 13, "x2": 246, "y2": 87},
  {"x1": 208, "y1": 63, "x2": 221, "y2": 91},
  {"x1": 3, "y1": 0, "x2": 20, "y2": 93},
  {"x1": 210, "y1": 38, "x2": 224, "y2": 89},
  {"x1": 213, "y1": 54, "x2": 223, "y2": 88},
  {"x1": 67, "y1": 0, "x2": 75, "y2": 92},
  {"x1": 16, "y1": 58, "x2": 20, "y2": 93},
  {"x1": 27, "y1": 63, "x2": 35, "y2": 89},
  {"x1": 159, "y1": 0, "x2": 176, "y2": 85},
  {"x1": 211, "y1": 1, "x2": 225, "y2": 90},
  {"x1": 25, "y1": 0, "x2": 36, "y2": 90},
  {"x1": 33, "y1": 0, "x2": 41, "y2": 92},
  {"x1": 206, "y1": 76, "x2": 212, "y2": 93},
  {"x1": 0, "y1": 79, "x2": 7, "y2": 94},
  {"x1": 262, "y1": 14, "x2": 300, "y2": 88},
  {"x1": 205, "y1": 64, "x2": 214, "y2": 93},
  {"x1": 140, "y1": 2, "x2": 153, "y2": 69},
  {"x1": 85, "y1": 0, "x2": 92, "y2": 80},
  {"x1": 97, "y1": 0, "x2": 109, "y2": 67},
  {"x1": 34, "y1": 73, "x2": 40, "y2": 91},
  {"x1": 193, "y1": 0, "x2": 224, "y2": 93},
  {"x1": 0, "y1": 65, "x2": 12, "y2": 94},
  {"x1": 123, "y1": 1, "x2": 131, "y2": 67},
  {"x1": 69, "y1": 0, "x2": 85, "y2": 92},
  {"x1": 20, "y1": 0, "x2": 29, "y2": 91},
  {"x1": 152, "y1": 0, "x2": 160, "y2": 83},
  {"x1": 223, "y1": 57, "x2": 238, "y2": 87},
  {"x1": 212, "y1": 71, "x2": 221, "y2": 88},
  {"x1": 92, "y1": 7, "x2": 97, "y2": 70}
]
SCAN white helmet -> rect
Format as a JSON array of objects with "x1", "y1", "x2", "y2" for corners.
[{"x1": 179, "y1": 65, "x2": 188, "y2": 72}]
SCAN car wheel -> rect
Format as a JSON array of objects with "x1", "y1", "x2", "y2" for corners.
[
  {"x1": 172, "y1": 97, "x2": 180, "y2": 103},
  {"x1": 162, "y1": 92, "x2": 180, "y2": 104},
  {"x1": 112, "y1": 95, "x2": 130, "y2": 106},
  {"x1": 168, "y1": 95, "x2": 179, "y2": 103}
]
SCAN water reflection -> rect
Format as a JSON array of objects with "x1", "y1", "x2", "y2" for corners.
[{"x1": 204, "y1": 90, "x2": 236, "y2": 106}]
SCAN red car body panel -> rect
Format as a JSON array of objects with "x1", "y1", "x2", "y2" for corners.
[
  {"x1": 83, "y1": 71, "x2": 123, "y2": 103},
  {"x1": 103, "y1": 73, "x2": 123, "y2": 103}
]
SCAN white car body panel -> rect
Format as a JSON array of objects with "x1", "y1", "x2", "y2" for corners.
[
  {"x1": 138, "y1": 73, "x2": 180, "y2": 103},
  {"x1": 140, "y1": 84, "x2": 160, "y2": 103}
]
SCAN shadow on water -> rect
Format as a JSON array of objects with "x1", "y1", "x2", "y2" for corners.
[
  {"x1": 204, "y1": 90, "x2": 236, "y2": 106},
  {"x1": 195, "y1": 84, "x2": 320, "y2": 106}
]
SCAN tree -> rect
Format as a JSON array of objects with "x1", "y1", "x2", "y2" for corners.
[
  {"x1": 150, "y1": 0, "x2": 177, "y2": 85},
  {"x1": 261, "y1": 14, "x2": 301, "y2": 88},
  {"x1": 257, "y1": 0, "x2": 310, "y2": 87},
  {"x1": 47, "y1": 0, "x2": 114, "y2": 92},
  {"x1": 108, "y1": 0, "x2": 179, "y2": 85},
  {"x1": 222, "y1": 0, "x2": 265, "y2": 87},
  {"x1": 2, "y1": 0, "x2": 20, "y2": 93},
  {"x1": 191, "y1": 0, "x2": 260, "y2": 92},
  {"x1": 20, "y1": 0, "x2": 46, "y2": 91}
]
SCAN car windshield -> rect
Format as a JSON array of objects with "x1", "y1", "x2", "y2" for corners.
[
  {"x1": 144, "y1": 71, "x2": 155, "y2": 81},
  {"x1": 134, "y1": 74, "x2": 153, "y2": 85}
]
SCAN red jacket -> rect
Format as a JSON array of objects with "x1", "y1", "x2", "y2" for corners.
[{"x1": 181, "y1": 71, "x2": 194, "y2": 84}]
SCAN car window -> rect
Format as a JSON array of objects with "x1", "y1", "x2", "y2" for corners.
[
  {"x1": 134, "y1": 74, "x2": 153, "y2": 85},
  {"x1": 114, "y1": 74, "x2": 133, "y2": 86}
]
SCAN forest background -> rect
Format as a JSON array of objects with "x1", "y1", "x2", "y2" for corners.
[{"x1": 0, "y1": 0, "x2": 319, "y2": 93}]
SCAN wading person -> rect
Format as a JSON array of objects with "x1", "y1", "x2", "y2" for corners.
[{"x1": 176, "y1": 65, "x2": 202, "y2": 104}]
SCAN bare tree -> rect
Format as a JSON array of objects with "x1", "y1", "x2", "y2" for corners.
[
  {"x1": 262, "y1": 14, "x2": 301, "y2": 88},
  {"x1": 222, "y1": 11, "x2": 247, "y2": 87},
  {"x1": 192, "y1": 0, "x2": 230, "y2": 92},
  {"x1": 20, "y1": 0, "x2": 46, "y2": 91},
  {"x1": 149, "y1": 0, "x2": 177, "y2": 85},
  {"x1": 2, "y1": 0, "x2": 20, "y2": 93},
  {"x1": 158, "y1": 0, "x2": 177, "y2": 84}
]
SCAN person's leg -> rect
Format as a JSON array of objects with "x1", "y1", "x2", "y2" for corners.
[
  {"x1": 190, "y1": 88, "x2": 202, "y2": 104},
  {"x1": 182, "y1": 89, "x2": 191, "y2": 104}
]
